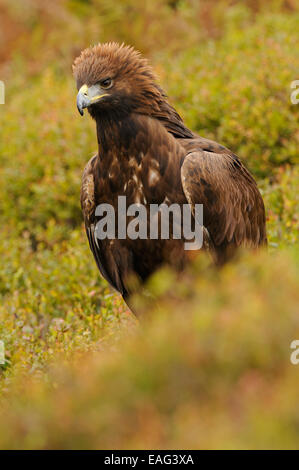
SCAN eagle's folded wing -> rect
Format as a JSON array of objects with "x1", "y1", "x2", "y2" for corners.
[
  {"x1": 181, "y1": 151, "x2": 267, "y2": 254},
  {"x1": 81, "y1": 156, "x2": 126, "y2": 295}
]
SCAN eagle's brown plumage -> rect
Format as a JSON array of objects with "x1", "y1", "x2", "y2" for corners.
[{"x1": 73, "y1": 42, "x2": 267, "y2": 309}]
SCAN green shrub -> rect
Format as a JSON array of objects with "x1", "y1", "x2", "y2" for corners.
[
  {"x1": 0, "y1": 0, "x2": 298, "y2": 450},
  {"x1": 162, "y1": 12, "x2": 299, "y2": 176}
]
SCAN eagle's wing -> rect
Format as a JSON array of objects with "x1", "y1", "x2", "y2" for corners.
[
  {"x1": 181, "y1": 150, "x2": 267, "y2": 262},
  {"x1": 81, "y1": 156, "x2": 126, "y2": 295}
]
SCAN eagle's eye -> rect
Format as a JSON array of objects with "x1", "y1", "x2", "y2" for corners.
[{"x1": 99, "y1": 78, "x2": 113, "y2": 89}]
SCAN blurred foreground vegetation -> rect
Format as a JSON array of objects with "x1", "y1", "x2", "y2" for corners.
[{"x1": 0, "y1": 0, "x2": 298, "y2": 449}]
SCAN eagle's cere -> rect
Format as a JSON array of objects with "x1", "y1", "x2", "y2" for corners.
[{"x1": 73, "y1": 42, "x2": 267, "y2": 312}]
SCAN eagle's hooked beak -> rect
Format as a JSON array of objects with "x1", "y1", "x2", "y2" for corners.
[{"x1": 76, "y1": 84, "x2": 109, "y2": 116}]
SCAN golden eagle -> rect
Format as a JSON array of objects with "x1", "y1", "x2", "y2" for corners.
[{"x1": 73, "y1": 43, "x2": 266, "y2": 309}]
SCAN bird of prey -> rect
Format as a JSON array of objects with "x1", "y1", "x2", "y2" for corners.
[{"x1": 73, "y1": 42, "x2": 266, "y2": 309}]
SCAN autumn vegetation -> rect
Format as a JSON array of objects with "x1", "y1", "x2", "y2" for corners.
[{"x1": 0, "y1": 0, "x2": 298, "y2": 449}]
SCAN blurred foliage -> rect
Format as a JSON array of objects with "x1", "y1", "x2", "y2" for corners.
[
  {"x1": 0, "y1": 0, "x2": 298, "y2": 450},
  {"x1": 0, "y1": 250, "x2": 299, "y2": 449},
  {"x1": 164, "y1": 19, "x2": 299, "y2": 176}
]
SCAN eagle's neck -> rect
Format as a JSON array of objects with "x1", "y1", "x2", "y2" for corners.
[
  {"x1": 95, "y1": 105, "x2": 193, "y2": 160},
  {"x1": 95, "y1": 113, "x2": 139, "y2": 157},
  {"x1": 135, "y1": 89, "x2": 194, "y2": 139},
  {"x1": 147, "y1": 98, "x2": 194, "y2": 139}
]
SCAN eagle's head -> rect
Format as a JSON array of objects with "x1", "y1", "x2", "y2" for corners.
[{"x1": 73, "y1": 42, "x2": 161, "y2": 119}]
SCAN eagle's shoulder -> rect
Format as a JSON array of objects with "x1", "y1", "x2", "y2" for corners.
[{"x1": 179, "y1": 135, "x2": 234, "y2": 156}]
